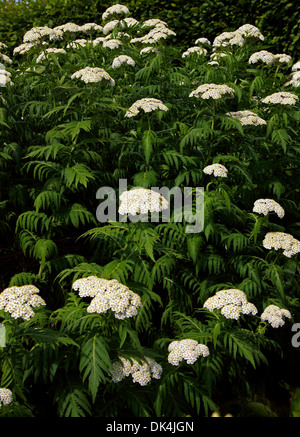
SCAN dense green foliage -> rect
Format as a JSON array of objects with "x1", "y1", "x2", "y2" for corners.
[
  {"x1": 0, "y1": 0, "x2": 300, "y2": 58},
  {"x1": 0, "y1": 2, "x2": 300, "y2": 418}
]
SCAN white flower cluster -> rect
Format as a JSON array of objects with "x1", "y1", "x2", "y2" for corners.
[
  {"x1": 102, "y1": 4, "x2": 130, "y2": 21},
  {"x1": 262, "y1": 232, "x2": 300, "y2": 258},
  {"x1": 249, "y1": 50, "x2": 292, "y2": 65},
  {"x1": 182, "y1": 46, "x2": 207, "y2": 58},
  {"x1": 249, "y1": 50, "x2": 276, "y2": 65},
  {"x1": 203, "y1": 289, "x2": 258, "y2": 320},
  {"x1": 66, "y1": 39, "x2": 87, "y2": 48},
  {"x1": 284, "y1": 71, "x2": 300, "y2": 88},
  {"x1": 142, "y1": 19, "x2": 168, "y2": 28},
  {"x1": 54, "y1": 23, "x2": 82, "y2": 34},
  {"x1": 261, "y1": 304, "x2": 292, "y2": 328},
  {"x1": 195, "y1": 37, "x2": 211, "y2": 45},
  {"x1": 110, "y1": 355, "x2": 162, "y2": 386},
  {"x1": 102, "y1": 19, "x2": 122, "y2": 35},
  {"x1": 0, "y1": 42, "x2": 8, "y2": 50},
  {"x1": 274, "y1": 53, "x2": 293, "y2": 64},
  {"x1": 0, "y1": 69, "x2": 13, "y2": 86},
  {"x1": 13, "y1": 42, "x2": 41, "y2": 56},
  {"x1": 80, "y1": 23, "x2": 103, "y2": 33},
  {"x1": 0, "y1": 53, "x2": 12, "y2": 64},
  {"x1": 119, "y1": 188, "x2": 169, "y2": 215},
  {"x1": 131, "y1": 22, "x2": 175, "y2": 44},
  {"x1": 103, "y1": 38, "x2": 123, "y2": 50},
  {"x1": 203, "y1": 163, "x2": 228, "y2": 177},
  {"x1": 112, "y1": 54, "x2": 135, "y2": 69},
  {"x1": 0, "y1": 285, "x2": 46, "y2": 321},
  {"x1": 71, "y1": 67, "x2": 115, "y2": 85},
  {"x1": 252, "y1": 198, "x2": 285, "y2": 218},
  {"x1": 36, "y1": 48, "x2": 67, "y2": 63},
  {"x1": 261, "y1": 91, "x2": 298, "y2": 105},
  {"x1": 236, "y1": 24, "x2": 264, "y2": 41},
  {"x1": 140, "y1": 47, "x2": 161, "y2": 56},
  {"x1": 189, "y1": 83, "x2": 235, "y2": 100},
  {"x1": 72, "y1": 276, "x2": 142, "y2": 320},
  {"x1": 292, "y1": 61, "x2": 300, "y2": 71},
  {"x1": 226, "y1": 110, "x2": 266, "y2": 126},
  {"x1": 167, "y1": 339, "x2": 209, "y2": 366},
  {"x1": 125, "y1": 97, "x2": 168, "y2": 118},
  {"x1": 23, "y1": 26, "x2": 53, "y2": 43},
  {"x1": 213, "y1": 31, "x2": 244, "y2": 48},
  {"x1": 0, "y1": 388, "x2": 13, "y2": 407}
]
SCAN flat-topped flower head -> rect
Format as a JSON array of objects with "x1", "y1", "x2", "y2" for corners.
[
  {"x1": 102, "y1": 4, "x2": 130, "y2": 21},
  {"x1": 0, "y1": 70, "x2": 13, "y2": 86},
  {"x1": 112, "y1": 54, "x2": 135, "y2": 69},
  {"x1": 236, "y1": 24, "x2": 264, "y2": 41},
  {"x1": 0, "y1": 53, "x2": 12, "y2": 64},
  {"x1": 102, "y1": 19, "x2": 123, "y2": 35},
  {"x1": 261, "y1": 91, "x2": 298, "y2": 105},
  {"x1": 0, "y1": 285, "x2": 46, "y2": 321},
  {"x1": 203, "y1": 289, "x2": 258, "y2": 320},
  {"x1": 249, "y1": 50, "x2": 276, "y2": 65},
  {"x1": 195, "y1": 37, "x2": 211, "y2": 45},
  {"x1": 131, "y1": 23, "x2": 175, "y2": 44},
  {"x1": 226, "y1": 110, "x2": 266, "y2": 126},
  {"x1": 292, "y1": 61, "x2": 300, "y2": 71},
  {"x1": 36, "y1": 48, "x2": 67, "y2": 63},
  {"x1": 125, "y1": 98, "x2": 168, "y2": 118},
  {"x1": 142, "y1": 19, "x2": 168, "y2": 28},
  {"x1": 72, "y1": 276, "x2": 142, "y2": 320},
  {"x1": 168, "y1": 339, "x2": 209, "y2": 366},
  {"x1": 119, "y1": 188, "x2": 169, "y2": 215},
  {"x1": 79, "y1": 23, "x2": 103, "y2": 33},
  {"x1": 66, "y1": 39, "x2": 88, "y2": 48},
  {"x1": 182, "y1": 46, "x2": 207, "y2": 58},
  {"x1": 139, "y1": 46, "x2": 161, "y2": 56},
  {"x1": 103, "y1": 38, "x2": 123, "y2": 50},
  {"x1": 261, "y1": 304, "x2": 291, "y2": 328},
  {"x1": 53, "y1": 23, "x2": 82, "y2": 34},
  {"x1": 189, "y1": 83, "x2": 235, "y2": 100},
  {"x1": 23, "y1": 26, "x2": 53, "y2": 43},
  {"x1": 110, "y1": 355, "x2": 162, "y2": 385},
  {"x1": 284, "y1": 71, "x2": 300, "y2": 88},
  {"x1": 203, "y1": 163, "x2": 228, "y2": 177},
  {"x1": 253, "y1": 198, "x2": 285, "y2": 218},
  {"x1": 71, "y1": 67, "x2": 115, "y2": 85},
  {"x1": 262, "y1": 232, "x2": 300, "y2": 258},
  {"x1": 0, "y1": 388, "x2": 13, "y2": 406},
  {"x1": 13, "y1": 42, "x2": 40, "y2": 56},
  {"x1": 274, "y1": 53, "x2": 293, "y2": 64},
  {"x1": 213, "y1": 31, "x2": 244, "y2": 48}
]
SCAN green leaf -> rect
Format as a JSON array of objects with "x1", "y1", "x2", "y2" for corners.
[
  {"x1": 142, "y1": 129, "x2": 157, "y2": 165},
  {"x1": 0, "y1": 324, "x2": 6, "y2": 347},
  {"x1": 79, "y1": 334, "x2": 112, "y2": 402}
]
